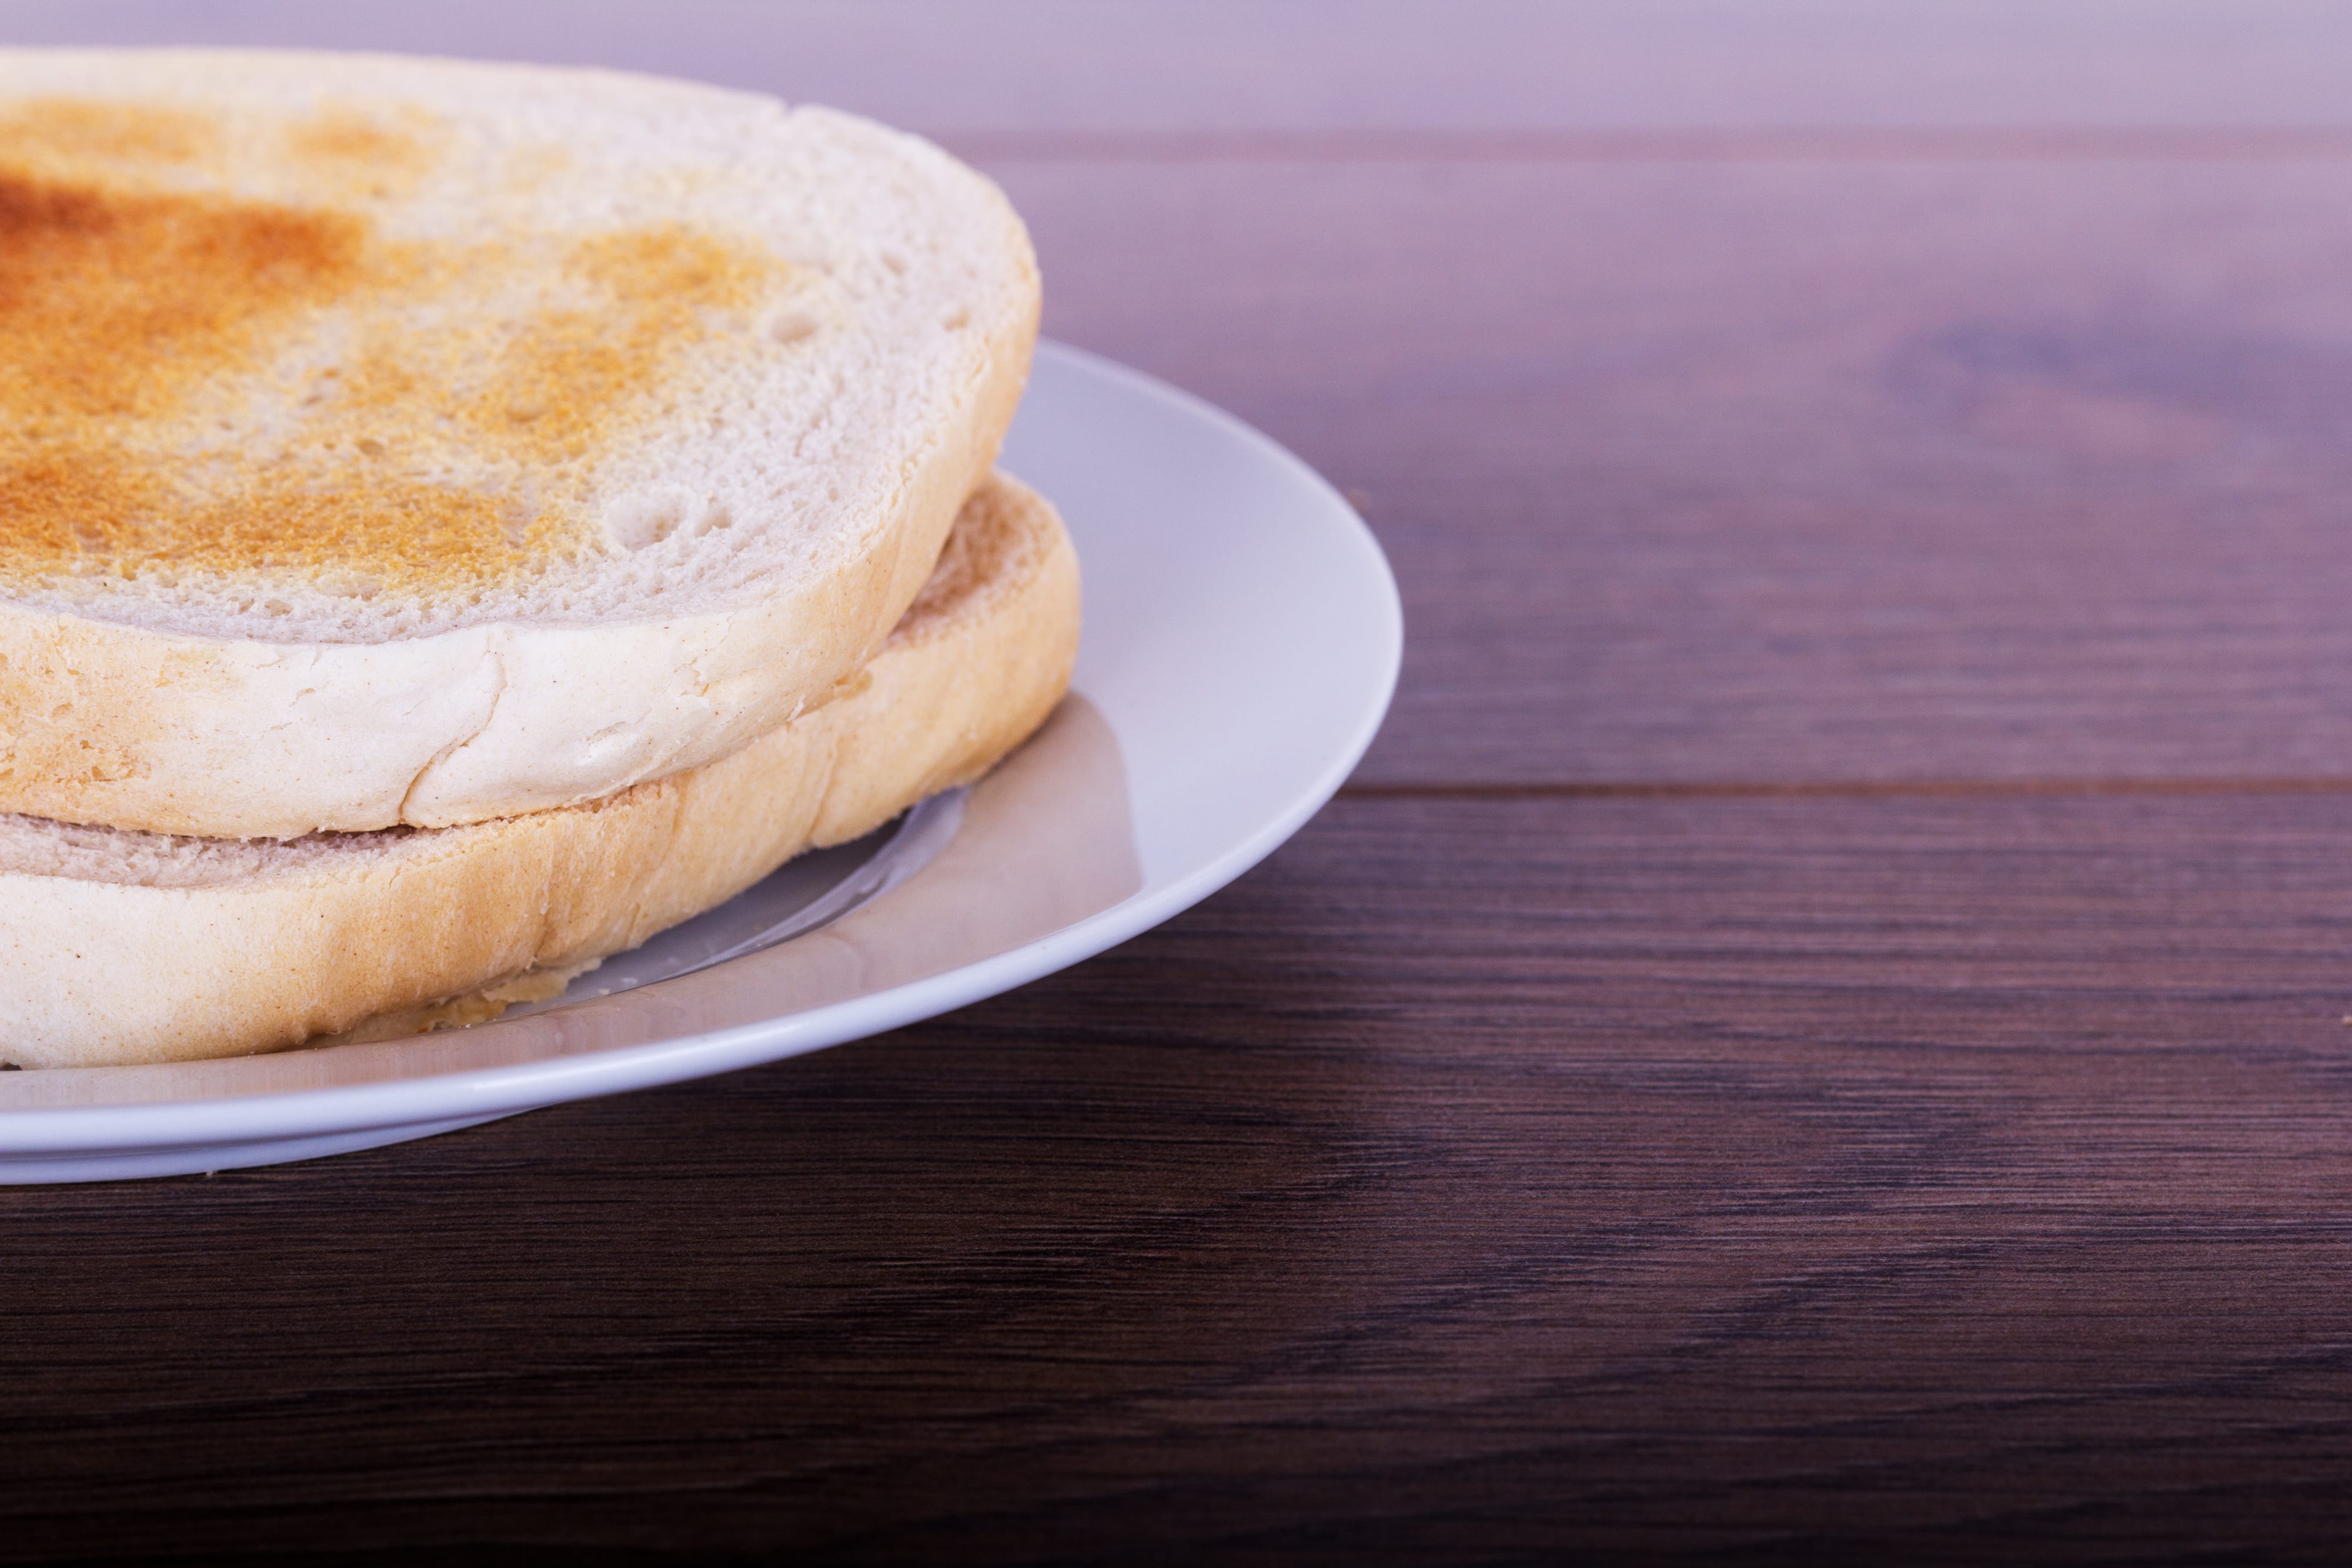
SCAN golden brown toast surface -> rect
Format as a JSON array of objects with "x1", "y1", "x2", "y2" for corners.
[{"x1": 0, "y1": 96, "x2": 791, "y2": 600}]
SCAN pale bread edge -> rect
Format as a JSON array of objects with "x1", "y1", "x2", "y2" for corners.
[{"x1": 0, "y1": 471, "x2": 1079, "y2": 1068}]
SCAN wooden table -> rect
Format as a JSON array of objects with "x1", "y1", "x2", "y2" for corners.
[{"x1": 10, "y1": 4, "x2": 2352, "y2": 1559}]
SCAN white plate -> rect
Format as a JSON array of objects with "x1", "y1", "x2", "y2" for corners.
[{"x1": 0, "y1": 343, "x2": 1404, "y2": 1183}]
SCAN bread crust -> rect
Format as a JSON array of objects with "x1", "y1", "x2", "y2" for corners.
[
  {"x1": 0, "y1": 472, "x2": 1078, "y2": 1068},
  {"x1": 0, "y1": 49, "x2": 1040, "y2": 838}
]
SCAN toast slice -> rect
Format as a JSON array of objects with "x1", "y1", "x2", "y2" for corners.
[
  {"x1": 0, "y1": 49, "x2": 1038, "y2": 837},
  {"x1": 0, "y1": 471, "x2": 1078, "y2": 1069}
]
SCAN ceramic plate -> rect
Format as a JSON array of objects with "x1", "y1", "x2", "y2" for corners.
[{"x1": 0, "y1": 343, "x2": 1404, "y2": 1183}]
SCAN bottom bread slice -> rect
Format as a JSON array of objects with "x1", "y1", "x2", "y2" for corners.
[{"x1": 0, "y1": 472, "x2": 1080, "y2": 1069}]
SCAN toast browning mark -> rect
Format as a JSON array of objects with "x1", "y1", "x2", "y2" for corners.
[
  {"x1": 0, "y1": 99, "x2": 790, "y2": 600},
  {"x1": 0, "y1": 97, "x2": 216, "y2": 166},
  {"x1": 0, "y1": 166, "x2": 365, "y2": 421},
  {"x1": 282, "y1": 106, "x2": 440, "y2": 197}
]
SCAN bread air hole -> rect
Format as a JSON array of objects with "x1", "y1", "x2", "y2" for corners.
[
  {"x1": 602, "y1": 491, "x2": 729, "y2": 551},
  {"x1": 766, "y1": 309, "x2": 819, "y2": 345}
]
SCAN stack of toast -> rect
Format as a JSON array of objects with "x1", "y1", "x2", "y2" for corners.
[{"x1": 0, "y1": 49, "x2": 1078, "y2": 1067}]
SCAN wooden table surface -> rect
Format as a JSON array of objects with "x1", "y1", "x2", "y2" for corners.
[{"x1": 11, "y1": 4, "x2": 2352, "y2": 1560}]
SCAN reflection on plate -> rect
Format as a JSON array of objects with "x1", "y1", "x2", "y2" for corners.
[
  {"x1": 0, "y1": 342, "x2": 1402, "y2": 1183},
  {"x1": 509, "y1": 791, "x2": 973, "y2": 1015}
]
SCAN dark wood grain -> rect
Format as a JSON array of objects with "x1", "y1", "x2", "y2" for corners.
[
  {"x1": 989, "y1": 154, "x2": 2352, "y2": 788},
  {"x1": 11, "y1": 794, "x2": 2352, "y2": 1563}
]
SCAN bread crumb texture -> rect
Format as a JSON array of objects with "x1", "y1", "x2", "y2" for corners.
[{"x1": 0, "y1": 52, "x2": 1033, "y2": 643}]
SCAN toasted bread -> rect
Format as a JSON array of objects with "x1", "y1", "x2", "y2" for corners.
[
  {"x1": 0, "y1": 471, "x2": 1078, "y2": 1068},
  {"x1": 0, "y1": 49, "x2": 1038, "y2": 837}
]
